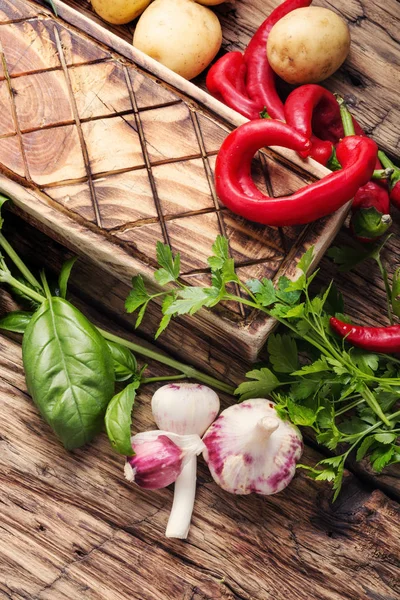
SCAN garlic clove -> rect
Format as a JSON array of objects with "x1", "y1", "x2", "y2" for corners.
[
  {"x1": 151, "y1": 382, "x2": 220, "y2": 539},
  {"x1": 151, "y1": 382, "x2": 220, "y2": 436},
  {"x1": 124, "y1": 430, "x2": 205, "y2": 490},
  {"x1": 202, "y1": 398, "x2": 303, "y2": 495}
]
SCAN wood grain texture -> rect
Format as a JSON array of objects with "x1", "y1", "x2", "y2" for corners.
[
  {"x1": 0, "y1": 292, "x2": 399, "y2": 600},
  {"x1": 0, "y1": 0, "x2": 350, "y2": 364}
]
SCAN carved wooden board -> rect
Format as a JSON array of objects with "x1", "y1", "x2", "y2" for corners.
[{"x1": 0, "y1": 0, "x2": 348, "y2": 363}]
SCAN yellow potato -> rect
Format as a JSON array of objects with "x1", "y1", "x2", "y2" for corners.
[
  {"x1": 91, "y1": 0, "x2": 151, "y2": 25},
  {"x1": 267, "y1": 7, "x2": 351, "y2": 84},
  {"x1": 133, "y1": 0, "x2": 222, "y2": 80},
  {"x1": 195, "y1": 0, "x2": 225, "y2": 5}
]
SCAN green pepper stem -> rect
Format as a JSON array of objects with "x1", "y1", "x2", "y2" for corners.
[
  {"x1": 336, "y1": 95, "x2": 356, "y2": 137},
  {"x1": 0, "y1": 233, "x2": 42, "y2": 290},
  {"x1": 372, "y1": 168, "x2": 394, "y2": 180},
  {"x1": 378, "y1": 151, "x2": 399, "y2": 173}
]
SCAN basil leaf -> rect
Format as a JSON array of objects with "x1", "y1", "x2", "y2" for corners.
[
  {"x1": 106, "y1": 340, "x2": 137, "y2": 382},
  {"x1": 22, "y1": 297, "x2": 114, "y2": 450},
  {"x1": 58, "y1": 257, "x2": 77, "y2": 299},
  {"x1": 0, "y1": 311, "x2": 32, "y2": 333},
  {"x1": 105, "y1": 381, "x2": 140, "y2": 455}
]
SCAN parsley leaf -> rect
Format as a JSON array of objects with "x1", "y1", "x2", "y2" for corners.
[
  {"x1": 235, "y1": 368, "x2": 279, "y2": 401},
  {"x1": 125, "y1": 275, "x2": 151, "y2": 313},
  {"x1": 165, "y1": 287, "x2": 219, "y2": 316},
  {"x1": 297, "y1": 246, "x2": 314, "y2": 274},
  {"x1": 286, "y1": 399, "x2": 317, "y2": 427},
  {"x1": 268, "y1": 333, "x2": 298, "y2": 373},
  {"x1": 246, "y1": 278, "x2": 276, "y2": 307},
  {"x1": 154, "y1": 242, "x2": 181, "y2": 285},
  {"x1": 208, "y1": 235, "x2": 229, "y2": 271},
  {"x1": 276, "y1": 276, "x2": 302, "y2": 305}
]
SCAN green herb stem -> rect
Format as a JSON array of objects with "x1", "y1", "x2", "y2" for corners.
[
  {"x1": 375, "y1": 254, "x2": 393, "y2": 324},
  {"x1": 360, "y1": 385, "x2": 391, "y2": 426},
  {"x1": 335, "y1": 398, "x2": 364, "y2": 416},
  {"x1": 0, "y1": 233, "x2": 42, "y2": 290},
  {"x1": 2, "y1": 273, "x2": 46, "y2": 304},
  {"x1": 141, "y1": 374, "x2": 187, "y2": 385},
  {"x1": 98, "y1": 328, "x2": 235, "y2": 395}
]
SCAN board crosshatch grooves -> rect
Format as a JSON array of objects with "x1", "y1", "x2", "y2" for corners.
[{"x1": 0, "y1": 0, "x2": 347, "y2": 364}]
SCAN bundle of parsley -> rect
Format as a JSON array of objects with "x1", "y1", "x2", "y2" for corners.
[{"x1": 126, "y1": 237, "x2": 400, "y2": 499}]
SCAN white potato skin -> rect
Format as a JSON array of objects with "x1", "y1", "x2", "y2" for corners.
[
  {"x1": 91, "y1": 0, "x2": 151, "y2": 24},
  {"x1": 267, "y1": 7, "x2": 351, "y2": 84},
  {"x1": 133, "y1": 0, "x2": 222, "y2": 80}
]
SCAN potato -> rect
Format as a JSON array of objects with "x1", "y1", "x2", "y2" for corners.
[
  {"x1": 195, "y1": 0, "x2": 225, "y2": 5},
  {"x1": 91, "y1": 0, "x2": 151, "y2": 25},
  {"x1": 133, "y1": 0, "x2": 222, "y2": 80},
  {"x1": 267, "y1": 7, "x2": 350, "y2": 84}
]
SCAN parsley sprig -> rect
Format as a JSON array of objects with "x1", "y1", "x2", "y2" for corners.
[{"x1": 126, "y1": 236, "x2": 400, "y2": 499}]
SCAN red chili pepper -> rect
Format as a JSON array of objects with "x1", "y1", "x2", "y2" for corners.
[
  {"x1": 243, "y1": 0, "x2": 313, "y2": 121},
  {"x1": 378, "y1": 150, "x2": 400, "y2": 209},
  {"x1": 284, "y1": 85, "x2": 337, "y2": 166},
  {"x1": 330, "y1": 317, "x2": 400, "y2": 353},
  {"x1": 311, "y1": 95, "x2": 364, "y2": 144},
  {"x1": 206, "y1": 53, "x2": 261, "y2": 120},
  {"x1": 215, "y1": 120, "x2": 377, "y2": 227},
  {"x1": 336, "y1": 97, "x2": 391, "y2": 243},
  {"x1": 284, "y1": 85, "x2": 363, "y2": 168}
]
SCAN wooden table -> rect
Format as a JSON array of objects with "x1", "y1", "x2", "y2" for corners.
[{"x1": 1, "y1": 1, "x2": 400, "y2": 598}]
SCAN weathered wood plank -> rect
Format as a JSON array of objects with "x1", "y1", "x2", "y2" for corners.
[{"x1": 0, "y1": 320, "x2": 399, "y2": 600}]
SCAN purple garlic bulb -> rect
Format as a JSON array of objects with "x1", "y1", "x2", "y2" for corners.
[
  {"x1": 124, "y1": 431, "x2": 205, "y2": 490},
  {"x1": 202, "y1": 398, "x2": 303, "y2": 495}
]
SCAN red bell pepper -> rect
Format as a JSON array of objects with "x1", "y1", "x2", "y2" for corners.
[{"x1": 215, "y1": 120, "x2": 377, "y2": 227}]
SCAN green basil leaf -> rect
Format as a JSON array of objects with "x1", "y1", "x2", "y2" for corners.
[
  {"x1": 58, "y1": 257, "x2": 77, "y2": 299},
  {"x1": 0, "y1": 311, "x2": 32, "y2": 333},
  {"x1": 105, "y1": 380, "x2": 140, "y2": 455},
  {"x1": 22, "y1": 297, "x2": 114, "y2": 450},
  {"x1": 106, "y1": 340, "x2": 137, "y2": 382}
]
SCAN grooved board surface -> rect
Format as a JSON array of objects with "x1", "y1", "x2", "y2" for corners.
[{"x1": 0, "y1": 0, "x2": 344, "y2": 361}]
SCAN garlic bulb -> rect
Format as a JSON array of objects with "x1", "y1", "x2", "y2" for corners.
[
  {"x1": 202, "y1": 398, "x2": 303, "y2": 495},
  {"x1": 151, "y1": 382, "x2": 220, "y2": 538},
  {"x1": 151, "y1": 382, "x2": 220, "y2": 435},
  {"x1": 124, "y1": 430, "x2": 205, "y2": 489}
]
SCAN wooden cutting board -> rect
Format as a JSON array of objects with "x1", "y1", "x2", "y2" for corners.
[{"x1": 0, "y1": 0, "x2": 348, "y2": 366}]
